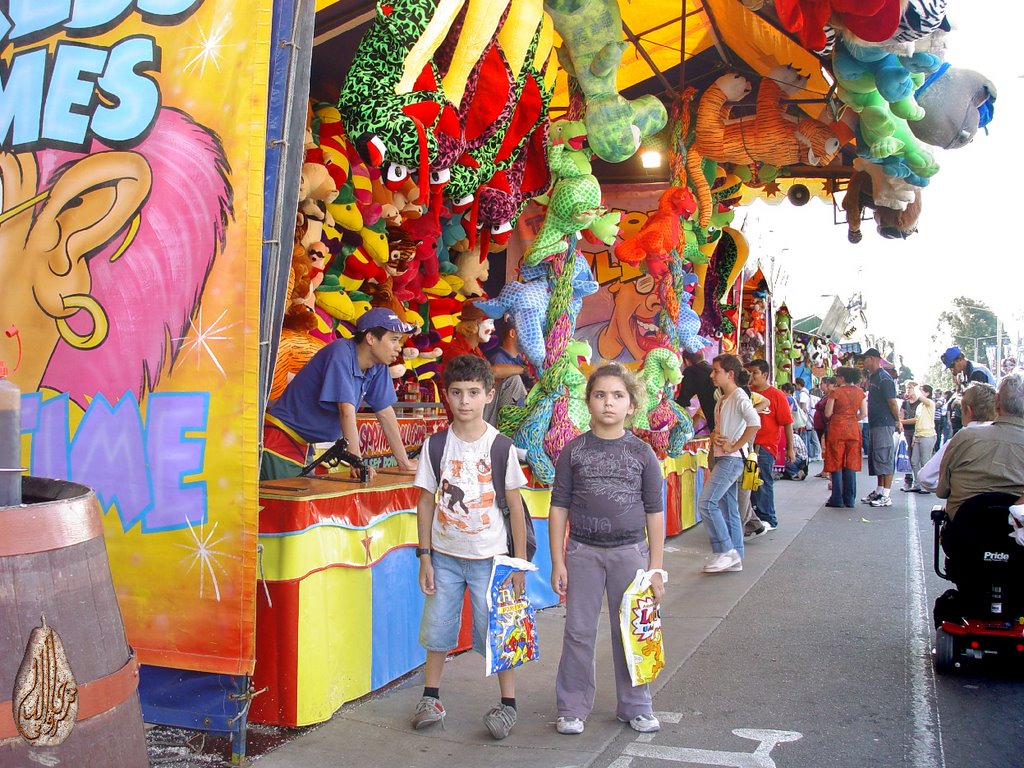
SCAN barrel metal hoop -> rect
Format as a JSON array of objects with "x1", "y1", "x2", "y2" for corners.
[{"x1": 0, "y1": 499, "x2": 103, "y2": 556}]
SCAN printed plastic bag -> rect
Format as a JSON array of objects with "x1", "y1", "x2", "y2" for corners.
[
  {"x1": 894, "y1": 434, "x2": 912, "y2": 474},
  {"x1": 619, "y1": 568, "x2": 669, "y2": 687},
  {"x1": 485, "y1": 556, "x2": 539, "y2": 676}
]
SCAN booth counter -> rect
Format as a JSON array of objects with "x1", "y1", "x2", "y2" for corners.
[{"x1": 250, "y1": 424, "x2": 709, "y2": 728}]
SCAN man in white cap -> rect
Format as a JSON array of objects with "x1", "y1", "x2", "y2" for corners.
[{"x1": 262, "y1": 307, "x2": 419, "y2": 479}]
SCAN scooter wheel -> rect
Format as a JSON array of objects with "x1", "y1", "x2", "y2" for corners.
[{"x1": 934, "y1": 628, "x2": 957, "y2": 673}]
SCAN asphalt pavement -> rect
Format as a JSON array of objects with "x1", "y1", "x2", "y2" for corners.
[{"x1": 242, "y1": 467, "x2": 1024, "y2": 768}]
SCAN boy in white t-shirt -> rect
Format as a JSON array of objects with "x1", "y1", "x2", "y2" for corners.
[{"x1": 411, "y1": 355, "x2": 529, "y2": 740}]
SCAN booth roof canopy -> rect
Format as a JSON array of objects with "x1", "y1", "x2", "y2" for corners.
[{"x1": 312, "y1": 0, "x2": 833, "y2": 116}]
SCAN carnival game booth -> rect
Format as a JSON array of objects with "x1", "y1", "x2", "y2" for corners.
[{"x1": 5, "y1": 0, "x2": 995, "y2": 758}]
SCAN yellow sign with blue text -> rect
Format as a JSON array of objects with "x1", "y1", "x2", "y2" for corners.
[{"x1": 1, "y1": 1, "x2": 271, "y2": 676}]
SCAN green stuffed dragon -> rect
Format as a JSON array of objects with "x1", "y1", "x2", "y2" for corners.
[{"x1": 543, "y1": 0, "x2": 668, "y2": 163}]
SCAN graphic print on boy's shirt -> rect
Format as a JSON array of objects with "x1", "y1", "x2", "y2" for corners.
[{"x1": 437, "y1": 452, "x2": 496, "y2": 534}]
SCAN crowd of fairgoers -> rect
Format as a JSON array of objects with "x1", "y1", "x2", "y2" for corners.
[{"x1": 672, "y1": 343, "x2": 1024, "y2": 576}]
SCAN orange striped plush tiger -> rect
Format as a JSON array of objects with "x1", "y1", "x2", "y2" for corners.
[
  {"x1": 695, "y1": 68, "x2": 841, "y2": 169},
  {"x1": 691, "y1": 68, "x2": 842, "y2": 222}
]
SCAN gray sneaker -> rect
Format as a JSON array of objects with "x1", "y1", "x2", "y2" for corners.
[
  {"x1": 411, "y1": 695, "x2": 445, "y2": 730},
  {"x1": 483, "y1": 703, "x2": 517, "y2": 740},
  {"x1": 556, "y1": 716, "x2": 585, "y2": 735},
  {"x1": 619, "y1": 713, "x2": 661, "y2": 733},
  {"x1": 861, "y1": 490, "x2": 880, "y2": 503}
]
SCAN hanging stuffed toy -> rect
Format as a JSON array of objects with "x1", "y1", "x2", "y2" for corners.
[
  {"x1": 694, "y1": 68, "x2": 842, "y2": 176},
  {"x1": 523, "y1": 144, "x2": 613, "y2": 266},
  {"x1": 614, "y1": 186, "x2": 697, "y2": 278},
  {"x1": 338, "y1": 0, "x2": 464, "y2": 208},
  {"x1": 909, "y1": 64, "x2": 996, "y2": 150},
  {"x1": 841, "y1": 159, "x2": 922, "y2": 243},
  {"x1": 774, "y1": 0, "x2": 906, "y2": 52},
  {"x1": 271, "y1": 243, "x2": 329, "y2": 399},
  {"x1": 832, "y1": 38, "x2": 940, "y2": 186},
  {"x1": 542, "y1": 0, "x2": 667, "y2": 163}
]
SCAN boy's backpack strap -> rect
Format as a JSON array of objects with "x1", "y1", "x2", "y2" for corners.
[
  {"x1": 490, "y1": 433, "x2": 514, "y2": 511},
  {"x1": 428, "y1": 428, "x2": 449, "y2": 488}
]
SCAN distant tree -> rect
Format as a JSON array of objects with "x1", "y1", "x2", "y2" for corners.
[
  {"x1": 934, "y1": 297, "x2": 1009, "y2": 363},
  {"x1": 925, "y1": 360, "x2": 955, "y2": 392}
]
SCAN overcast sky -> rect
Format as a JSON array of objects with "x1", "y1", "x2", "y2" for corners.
[{"x1": 738, "y1": 3, "x2": 1023, "y2": 380}]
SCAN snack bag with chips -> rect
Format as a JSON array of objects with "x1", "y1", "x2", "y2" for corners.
[
  {"x1": 619, "y1": 568, "x2": 669, "y2": 686},
  {"x1": 486, "y1": 555, "x2": 539, "y2": 676}
]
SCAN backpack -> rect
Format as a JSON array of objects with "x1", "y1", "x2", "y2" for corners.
[{"x1": 427, "y1": 428, "x2": 537, "y2": 560}]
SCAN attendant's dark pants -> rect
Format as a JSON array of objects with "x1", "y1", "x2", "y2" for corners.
[{"x1": 751, "y1": 445, "x2": 778, "y2": 527}]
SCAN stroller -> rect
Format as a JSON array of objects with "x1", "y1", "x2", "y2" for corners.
[{"x1": 930, "y1": 492, "x2": 1024, "y2": 672}]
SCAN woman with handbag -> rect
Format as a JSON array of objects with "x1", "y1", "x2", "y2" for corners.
[
  {"x1": 824, "y1": 367, "x2": 867, "y2": 507},
  {"x1": 699, "y1": 354, "x2": 762, "y2": 574}
]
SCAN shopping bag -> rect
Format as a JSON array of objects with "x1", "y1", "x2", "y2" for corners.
[
  {"x1": 619, "y1": 568, "x2": 669, "y2": 687},
  {"x1": 740, "y1": 451, "x2": 763, "y2": 492},
  {"x1": 485, "y1": 556, "x2": 539, "y2": 676},
  {"x1": 894, "y1": 434, "x2": 912, "y2": 473}
]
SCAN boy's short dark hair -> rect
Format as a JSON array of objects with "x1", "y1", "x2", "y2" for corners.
[
  {"x1": 494, "y1": 315, "x2": 515, "y2": 341},
  {"x1": 745, "y1": 358, "x2": 770, "y2": 375},
  {"x1": 444, "y1": 354, "x2": 494, "y2": 391},
  {"x1": 353, "y1": 327, "x2": 388, "y2": 345},
  {"x1": 795, "y1": 377, "x2": 806, "y2": 387}
]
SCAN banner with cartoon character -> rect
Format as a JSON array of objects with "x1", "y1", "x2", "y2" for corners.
[
  {"x1": 3, "y1": 1, "x2": 271, "y2": 675},
  {"x1": 508, "y1": 184, "x2": 667, "y2": 365}
]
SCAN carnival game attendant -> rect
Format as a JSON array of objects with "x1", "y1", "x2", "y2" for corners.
[{"x1": 261, "y1": 307, "x2": 419, "y2": 480}]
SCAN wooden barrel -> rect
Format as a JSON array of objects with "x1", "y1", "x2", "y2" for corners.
[{"x1": 0, "y1": 477, "x2": 148, "y2": 765}]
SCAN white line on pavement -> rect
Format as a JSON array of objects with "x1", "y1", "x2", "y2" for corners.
[{"x1": 906, "y1": 492, "x2": 946, "y2": 768}]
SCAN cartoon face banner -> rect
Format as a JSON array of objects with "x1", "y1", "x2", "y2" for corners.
[
  {"x1": 507, "y1": 184, "x2": 668, "y2": 365},
  {"x1": 3, "y1": 1, "x2": 271, "y2": 676}
]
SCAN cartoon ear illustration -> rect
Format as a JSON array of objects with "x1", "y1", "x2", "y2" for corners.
[{"x1": 28, "y1": 152, "x2": 152, "y2": 345}]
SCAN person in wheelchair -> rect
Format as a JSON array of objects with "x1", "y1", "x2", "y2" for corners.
[
  {"x1": 936, "y1": 373, "x2": 1024, "y2": 522},
  {"x1": 933, "y1": 374, "x2": 1024, "y2": 624}
]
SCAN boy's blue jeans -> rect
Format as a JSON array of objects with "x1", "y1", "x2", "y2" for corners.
[{"x1": 419, "y1": 550, "x2": 492, "y2": 655}]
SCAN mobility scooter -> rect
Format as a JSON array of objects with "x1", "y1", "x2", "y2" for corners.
[{"x1": 931, "y1": 492, "x2": 1024, "y2": 672}]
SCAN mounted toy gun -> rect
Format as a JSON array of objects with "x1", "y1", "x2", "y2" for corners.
[{"x1": 300, "y1": 438, "x2": 368, "y2": 482}]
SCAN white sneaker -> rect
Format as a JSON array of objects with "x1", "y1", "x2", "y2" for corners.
[
  {"x1": 861, "y1": 490, "x2": 880, "y2": 503},
  {"x1": 725, "y1": 559, "x2": 743, "y2": 572},
  {"x1": 703, "y1": 549, "x2": 741, "y2": 573},
  {"x1": 870, "y1": 495, "x2": 893, "y2": 507},
  {"x1": 556, "y1": 716, "x2": 585, "y2": 735}
]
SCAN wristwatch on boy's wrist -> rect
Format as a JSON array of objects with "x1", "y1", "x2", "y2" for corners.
[{"x1": 416, "y1": 547, "x2": 431, "y2": 557}]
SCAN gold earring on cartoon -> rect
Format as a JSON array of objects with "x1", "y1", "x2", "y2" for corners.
[{"x1": 55, "y1": 294, "x2": 109, "y2": 350}]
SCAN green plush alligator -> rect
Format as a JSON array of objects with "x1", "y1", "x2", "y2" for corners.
[{"x1": 544, "y1": 0, "x2": 668, "y2": 163}]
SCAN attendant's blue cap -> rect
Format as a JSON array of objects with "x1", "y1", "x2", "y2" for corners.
[{"x1": 356, "y1": 307, "x2": 416, "y2": 334}]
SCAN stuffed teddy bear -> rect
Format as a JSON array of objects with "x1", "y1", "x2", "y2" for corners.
[{"x1": 455, "y1": 245, "x2": 490, "y2": 298}]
